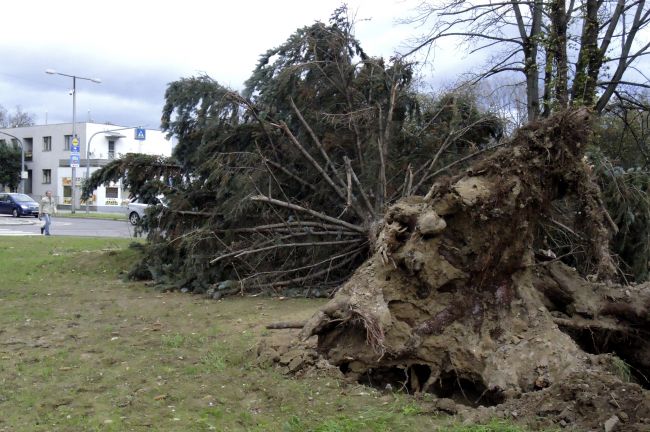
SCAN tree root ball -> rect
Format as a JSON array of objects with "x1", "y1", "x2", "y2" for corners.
[{"x1": 294, "y1": 109, "x2": 649, "y2": 427}]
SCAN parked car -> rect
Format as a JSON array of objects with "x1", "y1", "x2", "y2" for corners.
[
  {"x1": 126, "y1": 196, "x2": 166, "y2": 225},
  {"x1": 126, "y1": 198, "x2": 149, "y2": 225},
  {"x1": 0, "y1": 193, "x2": 40, "y2": 218}
]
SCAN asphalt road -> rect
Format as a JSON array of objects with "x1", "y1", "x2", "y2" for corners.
[{"x1": 0, "y1": 215, "x2": 135, "y2": 238}]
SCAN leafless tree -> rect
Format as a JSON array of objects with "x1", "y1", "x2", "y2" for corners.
[
  {"x1": 474, "y1": 77, "x2": 528, "y2": 132},
  {"x1": 0, "y1": 105, "x2": 36, "y2": 128},
  {"x1": 403, "y1": 1, "x2": 650, "y2": 121}
]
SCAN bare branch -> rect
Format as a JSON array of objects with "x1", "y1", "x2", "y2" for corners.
[
  {"x1": 288, "y1": 97, "x2": 347, "y2": 190},
  {"x1": 211, "y1": 238, "x2": 362, "y2": 264},
  {"x1": 175, "y1": 210, "x2": 213, "y2": 217},
  {"x1": 271, "y1": 121, "x2": 364, "y2": 218},
  {"x1": 345, "y1": 156, "x2": 352, "y2": 207},
  {"x1": 599, "y1": 0, "x2": 626, "y2": 55},
  {"x1": 344, "y1": 156, "x2": 375, "y2": 218},
  {"x1": 213, "y1": 221, "x2": 357, "y2": 234},
  {"x1": 250, "y1": 194, "x2": 366, "y2": 233},
  {"x1": 376, "y1": 136, "x2": 387, "y2": 211},
  {"x1": 402, "y1": 31, "x2": 523, "y2": 58},
  {"x1": 243, "y1": 243, "x2": 366, "y2": 282},
  {"x1": 598, "y1": 81, "x2": 650, "y2": 89},
  {"x1": 596, "y1": 1, "x2": 650, "y2": 112},
  {"x1": 246, "y1": 255, "x2": 358, "y2": 289},
  {"x1": 265, "y1": 158, "x2": 316, "y2": 191}
]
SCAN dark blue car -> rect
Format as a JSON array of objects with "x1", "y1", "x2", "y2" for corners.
[{"x1": 0, "y1": 193, "x2": 40, "y2": 218}]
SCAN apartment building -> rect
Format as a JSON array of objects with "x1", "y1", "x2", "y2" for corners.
[{"x1": 0, "y1": 122, "x2": 173, "y2": 211}]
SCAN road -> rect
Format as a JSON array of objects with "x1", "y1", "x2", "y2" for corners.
[{"x1": 0, "y1": 215, "x2": 135, "y2": 238}]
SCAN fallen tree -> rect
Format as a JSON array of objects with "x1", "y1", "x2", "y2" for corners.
[
  {"x1": 83, "y1": 8, "x2": 504, "y2": 296},
  {"x1": 291, "y1": 108, "x2": 650, "y2": 428}
]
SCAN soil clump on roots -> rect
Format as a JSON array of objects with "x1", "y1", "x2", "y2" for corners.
[{"x1": 260, "y1": 109, "x2": 650, "y2": 430}]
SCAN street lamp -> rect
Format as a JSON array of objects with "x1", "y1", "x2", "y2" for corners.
[
  {"x1": 45, "y1": 68, "x2": 101, "y2": 213},
  {"x1": 84, "y1": 127, "x2": 133, "y2": 213},
  {"x1": 0, "y1": 131, "x2": 25, "y2": 193}
]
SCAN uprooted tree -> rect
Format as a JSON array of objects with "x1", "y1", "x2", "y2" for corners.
[
  {"x1": 81, "y1": 8, "x2": 650, "y2": 426},
  {"x1": 82, "y1": 4, "x2": 650, "y2": 298},
  {"x1": 83, "y1": 7, "x2": 503, "y2": 295},
  {"x1": 295, "y1": 109, "x2": 649, "y2": 427}
]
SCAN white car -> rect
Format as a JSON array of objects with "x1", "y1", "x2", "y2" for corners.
[
  {"x1": 126, "y1": 198, "x2": 149, "y2": 225},
  {"x1": 126, "y1": 196, "x2": 167, "y2": 225}
]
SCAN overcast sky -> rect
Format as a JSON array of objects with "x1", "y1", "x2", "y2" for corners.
[{"x1": 0, "y1": 0, "x2": 470, "y2": 130}]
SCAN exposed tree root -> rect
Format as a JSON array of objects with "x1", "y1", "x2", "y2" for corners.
[
  {"x1": 266, "y1": 321, "x2": 307, "y2": 329},
  {"x1": 288, "y1": 109, "x2": 650, "y2": 428}
]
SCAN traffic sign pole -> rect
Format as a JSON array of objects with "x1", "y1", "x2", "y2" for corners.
[
  {"x1": 71, "y1": 135, "x2": 79, "y2": 212},
  {"x1": 71, "y1": 77, "x2": 77, "y2": 214}
]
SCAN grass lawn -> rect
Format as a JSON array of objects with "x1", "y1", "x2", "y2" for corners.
[
  {"x1": 0, "y1": 237, "x2": 531, "y2": 432},
  {"x1": 56, "y1": 212, "x2": 127, "y2": 221}
]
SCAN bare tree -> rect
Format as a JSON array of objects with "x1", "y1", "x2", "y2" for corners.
[
  {"x1": 475, "y1": 77, "x2": 528, "y2": 132},
  {"x1": 403, "y1": 1, "x2": 650, "y2": 121},
  {"x1": 0, "y1": 105, "x2": 7, "y2": 128},
  {"x1": 0, "y1": 105, "x2": 36, "y2": 128}
]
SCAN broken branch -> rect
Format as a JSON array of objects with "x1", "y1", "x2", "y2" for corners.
[{"x1": 250, "y1": 194, "x2": 366, "y2": 233}]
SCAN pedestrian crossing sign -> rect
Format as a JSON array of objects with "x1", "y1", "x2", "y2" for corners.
[{"x1": 135, "y1": 128, "x2": 146, "y2": 140}]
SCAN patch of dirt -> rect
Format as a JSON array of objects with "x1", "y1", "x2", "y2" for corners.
[
  {"x1": 256, "y1": 330, "x2": 345, "y2": 380},
  {"x1": 462, "y1": 368, "x2": 650, "y2": 431}
]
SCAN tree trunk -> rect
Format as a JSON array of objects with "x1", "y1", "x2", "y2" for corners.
[
  {"x1": 551, "y1": 0, "x2": 568, "y2": 108},
  {"x1": 512, "y1": 0, "x2": 543, "y2": 122},
  {"x1": 572, "y1": 0, "x2": 600, "y2": 106}
]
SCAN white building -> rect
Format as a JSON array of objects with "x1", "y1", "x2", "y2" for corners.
[{"x1": 0, "y1": 122, "x2": 173, "y2": 211}]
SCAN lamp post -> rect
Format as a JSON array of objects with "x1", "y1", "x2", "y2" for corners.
[
  {"x1": 0, "y1": 131, "x2": 24, "y2": 193},
  {"x1": 84, "y1": 127, "x2": 134, "y2": 213},
  {"x1": 45, "y1": 69, "x2": 101, "y2": 213}
]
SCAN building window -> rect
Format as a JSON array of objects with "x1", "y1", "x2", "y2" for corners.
[
  {"x1": 108, "y1": 140, "x2": 115, "y2": 160},
  {"x1": 64, "y1": 135, "x2": 72, "y2": 151},
  {"x1": 43, "y1": 136, "x2": 52, "y2": 152},
  {"x1": 24, "y1": 137, "x2": 33, "y2": 159},
  {"x1": 0, "y1": 139, "x2": 5, "y2": 146},
  {"x1": 42, "y1": 169, "x2": 51, "y2": 184},
  {"x1": 105, "y1": 187, "x2": 119, "y2": 198},
  {"x1": 22, "y1": 138, "x2": 33, "y2": 161}
]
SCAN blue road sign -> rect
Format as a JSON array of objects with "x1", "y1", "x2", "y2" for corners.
[
  {"x1": 135, "y1": 128, "x2": 146, "y2": 140},
  {"x1": 70, "y1": 154, "x2": 80, "y2": 168}
]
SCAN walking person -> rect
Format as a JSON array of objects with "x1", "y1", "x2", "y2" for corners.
[{"x1": 38, "y1": 190, "x2": 57, "y2": 236}]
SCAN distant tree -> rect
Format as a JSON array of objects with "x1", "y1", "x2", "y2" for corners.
[
  {"x1": 404, "y1": 1, "x2": 650, "y2": 122},
  {"x1": 474, "y1": 77, "x2": 528, "y2": 133},
  {"x1": 0, "y1": 106, "x2": 7, "y2": 127},
  {"x1": 596, "y1": 94, "x2": 650, "y2": 168},
  {"x1": 0, "y1": 105, "x2": 36, "y2": 128},
  {"x1": 0, "y1": 140, "x2": 21, "y2": 190}
]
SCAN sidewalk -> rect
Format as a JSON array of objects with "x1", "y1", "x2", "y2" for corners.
[{"x1": 0, "y1": 216, "x2": 39, "y2": 226}]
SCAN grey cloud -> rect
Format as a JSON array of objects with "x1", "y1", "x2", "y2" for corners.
[{"x1": 0, "y1": 45, "x2": 192, "y2": 128}]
